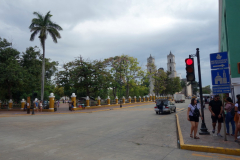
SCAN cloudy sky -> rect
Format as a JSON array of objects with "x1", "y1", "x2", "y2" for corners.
[{"x1": 0, "y1": 0, "x2": 218, "y2": 87}]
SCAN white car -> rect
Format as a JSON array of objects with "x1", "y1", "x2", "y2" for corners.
[{"x1": 154, "y1": 99, "x2": 176, "y2": 114}]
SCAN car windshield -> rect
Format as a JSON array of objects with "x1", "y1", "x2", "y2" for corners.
[{"x1": 156, "y1": 100, "x2": 168, "y2": 105}]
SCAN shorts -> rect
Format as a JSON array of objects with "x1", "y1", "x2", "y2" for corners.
[
  {"x1": 189, "y1": 115, "x2": 199, "y2": 122},
  {"x1": 211, "y1": 115, "x2": 223, "y2": 123}
]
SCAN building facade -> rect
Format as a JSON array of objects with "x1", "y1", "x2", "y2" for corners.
[
  {"x1": 219, "y1": 0, "x2": 240, "y2": 100},
  {"x1": 167, "y1": 52, "x2": 177, "y2": 78},
  {"x1": 147, "y1": 55, "x2": 156, "y2": 95}
]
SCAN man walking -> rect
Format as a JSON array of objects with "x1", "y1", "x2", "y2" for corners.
[{"x1": 209, "y1": 95, "x2": 223, "y2": 137}]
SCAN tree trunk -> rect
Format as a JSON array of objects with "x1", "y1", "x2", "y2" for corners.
[{"x1": 41, "y1": 40, "x2": 45, "y2": 101}]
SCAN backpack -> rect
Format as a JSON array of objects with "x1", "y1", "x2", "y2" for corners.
[{"x1": 191, "y1": 105, "x2": 200, "y2": 117}]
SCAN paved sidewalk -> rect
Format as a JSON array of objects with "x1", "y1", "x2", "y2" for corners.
[
  {"x1": 177, "y1": 106, "x2": 240, "y2": 156},
  {"x1": 0, "y1": 102, "x2": 155, "y2": 117}
]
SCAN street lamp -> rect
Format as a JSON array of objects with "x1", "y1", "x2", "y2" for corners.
[{"x1": 119, "y1": 59, "x2": 125, "y2": 108}]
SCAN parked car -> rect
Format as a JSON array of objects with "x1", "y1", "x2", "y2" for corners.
[{"x1": 154, "y1": 99, "x2": 176, "y2": 114}]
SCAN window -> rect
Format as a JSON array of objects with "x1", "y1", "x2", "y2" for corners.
[
  {"x1": 170, "y1": 67, "x2": 172, "y2": 72},
  {"x1": 170, "y1": 59, "x2": 171, "y2": 63}
]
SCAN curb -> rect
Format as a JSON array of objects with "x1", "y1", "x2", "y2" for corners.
[{"x1": 176, "y1": 114, "x2": 240, "y2": 156}]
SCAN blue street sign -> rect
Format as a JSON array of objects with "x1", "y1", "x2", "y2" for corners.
[
  {"x1": 211, "y1": 69, "x2": 230, "y2": 85},
  {"x1": 212, "y1": 85, "x2": 231, "y2": 94},
  {"x1": 210, "y1": 52, "x2": 228, "y2": 69}
]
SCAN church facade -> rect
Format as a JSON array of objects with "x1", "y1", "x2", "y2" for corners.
[{"x1": 147, "y1": 52, "x2": 192, "y2": 97}]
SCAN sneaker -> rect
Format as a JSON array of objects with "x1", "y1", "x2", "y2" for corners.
[
  {"x1": 237, "y1": 136, "x2": 240, "y2": 139},
  {"x1": 212, "y1": 130, "x2": 215, "y2": 133},
  {"x1": 217, "y1": 133, "x2": 223, "y2": 137}
]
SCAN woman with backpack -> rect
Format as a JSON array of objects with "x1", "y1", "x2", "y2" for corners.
[
  {"x1": 187, "y1": 98, "x2": 203, "y2": 139},
  {"x1": 224, "y1": 97, "x2": 235, "y2": 136}
]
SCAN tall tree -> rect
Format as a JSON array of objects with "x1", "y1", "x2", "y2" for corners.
[
  {"x1": 0, "y1": 37, "x2": 23, "y2": 100},
  {"x1": 153, "y1": 69, "x2": 167, "y2": 95},
  {"x1": 29, "y1": 11, "x2": 62, "y2": 101},
  {"x1": 202, "y1": 85, "x2": 211, "y2": 94}
]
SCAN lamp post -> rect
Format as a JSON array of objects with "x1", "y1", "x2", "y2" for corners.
[{"x1": 119, "y1": 59, "x2": 125, "y2": 108}]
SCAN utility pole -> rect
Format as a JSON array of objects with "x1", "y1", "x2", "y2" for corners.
[{"x1": 190, "y1": 48, "x2": 210, "y2": 135}]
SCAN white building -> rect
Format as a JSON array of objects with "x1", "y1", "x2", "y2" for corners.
[{"x1": 147, "y1": 54, "x2": 156, "y2": 95}]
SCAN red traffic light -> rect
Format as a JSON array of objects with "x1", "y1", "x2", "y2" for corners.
[{"x1": 185, "y1": 58, "x2": 193, "y2": 65}]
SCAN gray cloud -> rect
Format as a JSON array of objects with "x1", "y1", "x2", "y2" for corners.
[{"x1": 0, "y1": 0, "x2": 218, "y2": 87}]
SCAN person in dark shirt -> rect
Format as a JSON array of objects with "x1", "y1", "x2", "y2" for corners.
[{"x1": 209, "y1": 95, "x2": 223, "y2": 137}]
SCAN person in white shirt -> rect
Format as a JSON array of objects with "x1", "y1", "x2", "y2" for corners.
[{"x1": 234, "y1": 95, "x2": 240, "y2": 142}]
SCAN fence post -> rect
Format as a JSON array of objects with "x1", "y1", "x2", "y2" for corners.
[
  {"x1": 115, "y1": 96, "x2": 118, "y2": 104},
  {"x1": 134, "y1": 96, "x2": 136, "y2": 103},
  {"x1": 147, "y1": 96, "x2": 149, "y2": 102},
  {"x1": 122, "y1": 96, "x2": 125, "y2": 104},
  {"x1": 21, "y1": 99, "x2": 25, "y2": 110},
  {"x1": 49, "y1": 93, "x2": 55, "y2": 112},
  {"x1": 97, "y1": 96, "x2": 101, "y2": 106},
  {"x1": 150, "y1": 94, "x2": 152, "y2": 101},
  {"x1": 143, "y1": 96, "x2": 145, "y2": 102},
  {"x1": 139, "y1": 96, "x2": 141, "y2": 102},
  {"x1": 153, "y1": 94, "x2": 155, "y2": 101},
  {"x1": 8, "y1": 99, "x2": 13, "y2": 110},
  {"x1": 129, "y1": 96, "x2": 131, "y2": 103},
  {"x1": 107, "y1": 96, "x2": 110, "y2": 105},
  {"x1": 86, "y1": 96, "x2": 90, "y2": 107}
]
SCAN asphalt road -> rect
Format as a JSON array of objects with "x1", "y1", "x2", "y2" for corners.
[{"x1": 0, "y1": 100, "x2": 239, "y2": 160}]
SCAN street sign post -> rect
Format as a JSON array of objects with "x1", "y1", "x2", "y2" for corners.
[
  {"x1": 212, "y1": 85, "x2": 231, "y2": 94},
  {"x1": 210, "y1": 52, "x2": 228, "y2": 69},
  {"x1": 211, "y1": 69, "x2": 230, "y2": 86}
]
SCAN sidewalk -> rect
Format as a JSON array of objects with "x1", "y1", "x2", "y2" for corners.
[
  {"x1": 176, "y1": 106, "x2": 240, "y2": 156},
  {"x1": 0, "y1": 102, "x2": 155, "y2": 117}
]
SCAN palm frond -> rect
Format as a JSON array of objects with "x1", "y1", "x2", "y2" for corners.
[
  {"x1": 30, "y1": 27, "x2": 41, "y2": 32},
  {"x1": 48, "y1": 29, "x2": 58, "y2": 43},
  {"x1": 44, "y1": 11, "x2": 52, "y2": 24},
  {"x1": 49, "y1": 22, "x2": 63, "y2": 31},
  {"x1": 30, "y1": 30, "x2": 40, "y2": 41},
  {"x1": 33, "y1": 12, "x2": 44, "y2": 22},
  {"x1": 47, "y1": 28, "x2": 61, "y2": 38}
]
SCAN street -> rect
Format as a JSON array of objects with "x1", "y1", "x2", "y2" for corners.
[{"x1": 0, "y1": 100, "x2": 239, "y2": 160}]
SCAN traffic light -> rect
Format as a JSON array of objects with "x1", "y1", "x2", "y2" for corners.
[{"x1": 185, "y1": 58, "x2": 195, "y2": 81}]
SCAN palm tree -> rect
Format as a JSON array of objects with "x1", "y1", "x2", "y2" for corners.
[{"x1": 29, "y1": 11, "x2": 62, "y2": 101}]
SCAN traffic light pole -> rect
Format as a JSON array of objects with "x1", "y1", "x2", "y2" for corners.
[{"x1": 190, "y1": 48, "x2": 210, "y2": 135}]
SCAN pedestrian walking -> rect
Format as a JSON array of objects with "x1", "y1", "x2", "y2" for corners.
[
  {"x1": 224, "y1": 97, "x2": 235, "y2": 136},
  {"x1": 187, "y1": 98, "x2": 203, "y2": 139},
  {"x1": 71, "y1": 101, "x2": 74, "y2": 111},
  {"x1": 57, "y1": 100, "x2": 60, "y2": 108},
  {"x1": 234, "y1": 95, "x2": 240, "y2": 142},
  {"x1": 39, "y1": 100, "x2": 43, "y2": 112},
  {"x1": 35, "y1": 100, "x2": 39, "y2": 112},
  {"x1": 209, "y1": 95, "x2": 223, "y2": 137}
]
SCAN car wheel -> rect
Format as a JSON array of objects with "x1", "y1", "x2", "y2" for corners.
[
  {"x1": 156, "y1": 111, "x2": 159, "y2": 114},
  {"x1": 174, "y1": 108, "x2": 176, "y2": 112},
  {"x1": 169, "y1": 110, "x2": 171, "y2": 114}
]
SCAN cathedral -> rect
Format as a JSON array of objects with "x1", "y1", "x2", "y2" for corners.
[{"x1": 147, "y1": 52, "x2": 192, "y2": 97}]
